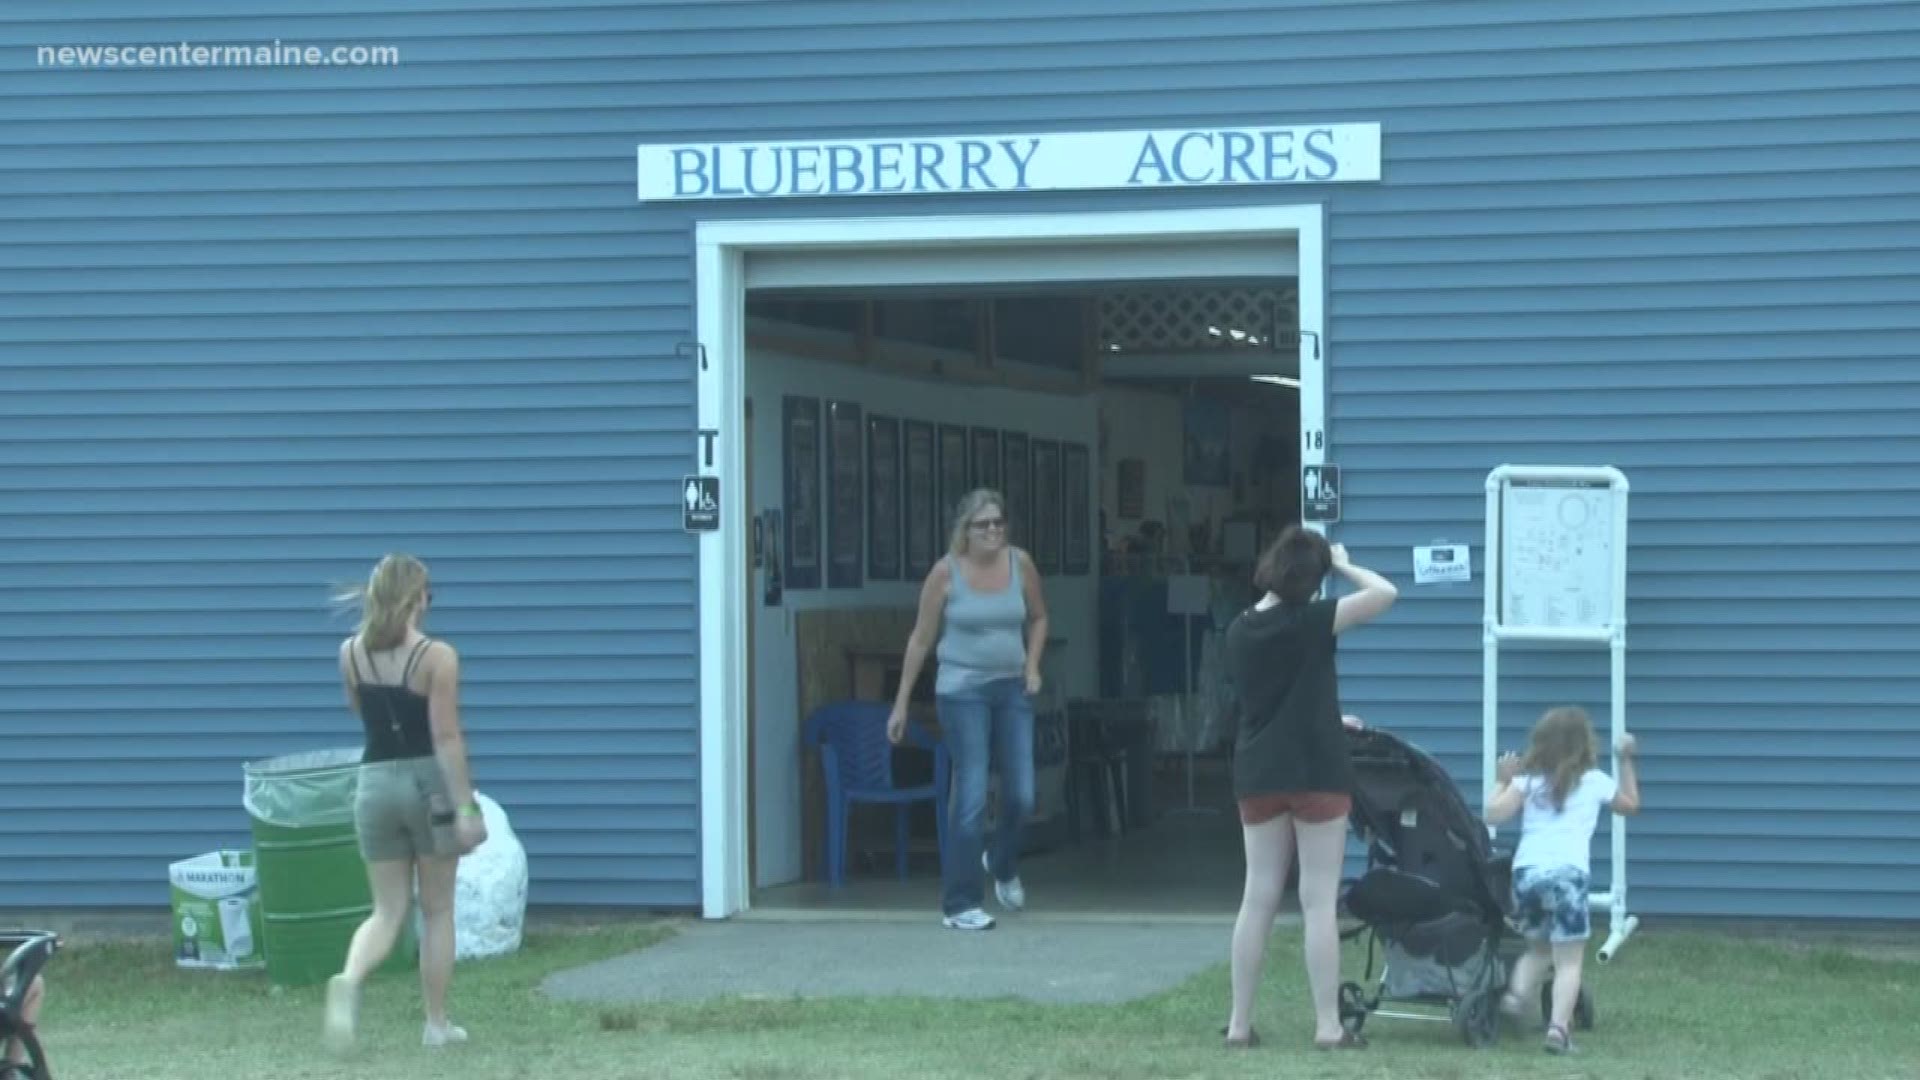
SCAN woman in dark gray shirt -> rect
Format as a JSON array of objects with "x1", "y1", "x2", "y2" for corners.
[
  {"x1": 889, "y1": 490, "x2": 1050, "y2": 931},
  {"x1": 1221, "y1": 528, "x2": 1395, "y2": 1050}
]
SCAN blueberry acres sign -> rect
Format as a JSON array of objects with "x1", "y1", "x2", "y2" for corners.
[{"x1": 638, "y1": 123, "x2": 1382, "y2": 202}]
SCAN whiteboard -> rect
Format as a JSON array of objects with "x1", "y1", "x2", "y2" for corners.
[{"x1": 1499, "y1": 477, "x2": 1616, "y2": 631}]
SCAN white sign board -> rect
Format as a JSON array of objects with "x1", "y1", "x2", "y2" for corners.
[
  {"x1": 638, "y1": 123, "x2": 1382, "y2": 202},
  {"x1": 1480, "y1": 464, "x2": 1636, "y2": 960},
  {"x1": 1496, "y1": 475, "x2": 1621, "y2": 633},
  {"x1": 1166, "y1": 574, "x2": 1210, "y2": 616},
  {"x1": 1413, "y1": 543, "x2": 1472, "y2": 585}
]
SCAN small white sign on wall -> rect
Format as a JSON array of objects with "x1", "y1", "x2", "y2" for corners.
[{"x1": 1413, "y1": 543, "x2": 1471, "y2": 585}]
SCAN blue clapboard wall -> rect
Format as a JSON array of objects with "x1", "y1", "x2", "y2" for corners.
[{"x1": 1, "y1": 0, "x2": 1915, "y2": 916}]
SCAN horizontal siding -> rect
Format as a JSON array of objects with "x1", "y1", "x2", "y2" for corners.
[
  {"x1": 0, "y1": 3, "x2": 704, "y2": 908},
  {"x1": 1307, "y1": 2, "x2": 1920, "y2": 919},
  {"x1": 3, "y1": 0, "x2": 1918, "y2": 917}
]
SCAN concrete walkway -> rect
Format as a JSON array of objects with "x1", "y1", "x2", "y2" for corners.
[{"x1": 541, "y1": 916, "x2": 1246, "y2": 1005}]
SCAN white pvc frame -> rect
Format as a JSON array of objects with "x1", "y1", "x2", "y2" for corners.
[{"x1": 1482, "y1": 464, "x2": 1639, "y2": 962}]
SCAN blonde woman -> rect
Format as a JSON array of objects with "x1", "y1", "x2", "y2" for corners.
[
  {"x1": 888, "y1": 490, "x2": 1049, "y2": 931},
  {"x1": 322, "y1": 554, "x2": 487, "y2": 1050}
]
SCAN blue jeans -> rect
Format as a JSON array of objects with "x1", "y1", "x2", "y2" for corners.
[{"x1": 938, "y1": 677, "x2": 1035, "y2": 916}]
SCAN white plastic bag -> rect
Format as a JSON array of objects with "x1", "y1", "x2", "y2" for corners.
[{"x1": 452, "y1": 792, "x2": 528, "y2": 960}]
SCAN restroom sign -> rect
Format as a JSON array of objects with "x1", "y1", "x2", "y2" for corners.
[
  {"x1": 1302, "y1": 464, "x2": 1341, "y2": 523},
  {"x1": 682, "y1": 475, "x2": 720, "y2": 532}
]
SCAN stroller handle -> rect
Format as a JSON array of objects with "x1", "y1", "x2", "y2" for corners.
[{"x1": 0, "y1": 930, "x2": 59, "y2": 1006}]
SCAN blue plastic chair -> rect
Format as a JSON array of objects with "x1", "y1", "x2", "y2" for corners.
[{"x1": 802, "y1": 701, "x2": 950, "y2": 886}]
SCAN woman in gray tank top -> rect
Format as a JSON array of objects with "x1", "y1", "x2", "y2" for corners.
[{"x1": 888, "y1": 489, "x2": 1050, "y2": 931}]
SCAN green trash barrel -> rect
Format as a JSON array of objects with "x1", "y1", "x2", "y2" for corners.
[{"x1": 243, "y1": 748, "x2": 415, "y2": 987}]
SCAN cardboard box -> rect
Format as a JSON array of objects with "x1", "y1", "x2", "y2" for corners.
[{"x1": 169, "y1": 850, "x2": 264, "y2": 970}]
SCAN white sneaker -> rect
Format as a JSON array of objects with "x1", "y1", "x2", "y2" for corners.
[
  {"x1": 942, "y1": 907, "x2": 996, "y2": 931},
  {"x1": 423, "y1": 1021, "x2": 469, "y2": 1048},
  {"x1": 322, "y1": 975, "x2": 358, "y2": 1051},
  {"x1": 982, "y1": 851, "x2": 1026, "y2": 911}
]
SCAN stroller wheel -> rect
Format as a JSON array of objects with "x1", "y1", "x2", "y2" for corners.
[
  {"x1": 1337, "y1": 981, "x2": 1368, "y2": 1034},
  {"x1": 1452, "y1": 988, "x2": 1499, "y2": 1049},
  {"x1": 1538, "y1": 985, "x2": 1597, "y2": 1031}
]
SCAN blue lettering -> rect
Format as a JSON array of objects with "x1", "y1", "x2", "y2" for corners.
[
  {"x1": 1127, "y1": 134, "x2": 1172, "y2": 185},
  {"x1": 913, "y1": 142, "x2": 949, "y2": 191},
  {"x1": 741, "y1": 147, "x2": 783, "y2": 197},
  {"x1": 1303, "y1": 127, "x2": 1338, "y2": 180},
  {"x1": 788, "y1": 146, "x2": 823, "y2": 195},
  {"x1": 872, "y1": 142, "x2": 906, "y2": 192},
  {"x1": 709, "y1": 145, "x2": 744, "y2": 197},
  {"x1": 999, "y1": 138, "x2": 1039, "y2": 189},
  {"x1": 828, "y1": 144, "x2": 865, "y2": 194},
  {"x1": 1262, "y1": 130, "x2": 1300, "y2": 181},
  {"x1": 672, "y1": 148, "x2": 709, "y2": 197},
  {"x1": 959, "y1": 140, "x2": 994, "y2": 190},
  {"x1": 1221, "y1": 131, "x2": 1257, "y2": 182},
  {"x1": 1172, "y1": 132, "x2": 1215, "y2": 183},
  {"x1": 659, "y1": 125, "x2": 1352, "y2": 200}
]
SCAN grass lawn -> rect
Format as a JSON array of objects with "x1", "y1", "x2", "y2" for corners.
[{"x1": 40, "y1": 918, "x2": 1920, "y2": 1080}]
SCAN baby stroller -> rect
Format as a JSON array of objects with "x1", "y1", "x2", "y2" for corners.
[
  {"x1": 0, "y1": 930, "x2": 58, "y2": 1079},
  {"x1": 1335, "y1": 726, "x2": 1593, "y2": 1047}
]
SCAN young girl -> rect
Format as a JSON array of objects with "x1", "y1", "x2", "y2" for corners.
[{"x1": 1485, "y1": 706, "x2": 1641, "y2": 1055}]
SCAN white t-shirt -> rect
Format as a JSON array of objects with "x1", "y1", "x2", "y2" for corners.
[{"x1": 1511, "y1": 770, "x2": 1619, "y2": 875}]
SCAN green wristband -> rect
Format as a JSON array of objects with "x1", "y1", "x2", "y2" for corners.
[{"x1": 457, "y1": 802, "x2": 483, "y2": 819}]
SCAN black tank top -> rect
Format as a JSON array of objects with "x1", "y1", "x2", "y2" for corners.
[{"x1": 350, "y1": 637, "x2": 436, "y2": 762}]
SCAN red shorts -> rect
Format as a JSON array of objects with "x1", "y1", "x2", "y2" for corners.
[{"x1": 1237, "y1": 791, "x2": 1351, "y2": 826}]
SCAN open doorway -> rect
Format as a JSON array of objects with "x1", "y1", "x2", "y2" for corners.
[
  {"x1": 694, "y1": 207, "x2": 1327, "y2": 919},
  {"x1": 739, "y1": 280, "x2": 1303, "y2": 915}
]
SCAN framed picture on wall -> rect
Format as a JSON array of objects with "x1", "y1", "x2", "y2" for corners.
[
  {"x1": 825, "y1": 400, "x2": 864, "y2": 589},
  {"x1": 782, "y1": 395, "x2": 822, "y2": 590},
  {"x1": 1062, "y1": 441, "x2": 1090, "y2": 575},
  {"x1": 902, "y1": 419, "x2": 937, "y2": 574},
  {"x1": 1031, "y1": 437, "x2": 1062, "y2": 574},
  {"x1": 867, "y1": 414, "x2": 903, "y2": 581},
  {"x1": 1001, "y1": 431, "x2": 1031, "y2": 547},
  {"x1": 937, "y1": 423, "x2": 970, "y2": 533},
  {"x1": 970, "y1": 427, "x2": 1001, "y2": 493}
]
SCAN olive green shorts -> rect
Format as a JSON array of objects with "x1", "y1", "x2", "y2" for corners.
[{"x1": 354, "y1": 758, "x2": 460, "y2": 862}]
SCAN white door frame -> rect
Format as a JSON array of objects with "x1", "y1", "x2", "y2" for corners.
[{"x1": 694, "y1": 205, "x2": 1328, "y2": 918}]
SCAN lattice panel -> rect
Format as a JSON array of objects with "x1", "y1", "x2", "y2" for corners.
[{"x1": 1095, "y1": 286, "x2": 1298, "y2": 352}]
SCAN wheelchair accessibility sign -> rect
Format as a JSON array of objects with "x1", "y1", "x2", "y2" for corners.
[
  {"x1": 682, "y1": 475, "x2": 720, "y2": 532},
  {"x1": 1302, "y1": 464, "x2": 1341, "y2": 523}
]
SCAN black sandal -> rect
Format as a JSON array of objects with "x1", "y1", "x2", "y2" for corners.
[
  {"x1": 1545, "y1": 1024, "x2": 1575, "y2": 1055},
  {"x1": 1314, "y1": 1030, "x2": 1368, "y2": 1050},
  {"x1": 1219, "y1": 1024, "x2": 1260, "y2": 1049}
]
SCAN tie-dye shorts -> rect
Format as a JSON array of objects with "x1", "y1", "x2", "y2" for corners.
[{"x1": 1511, "y1": 865, "x2": 1592, "y2": 944}]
